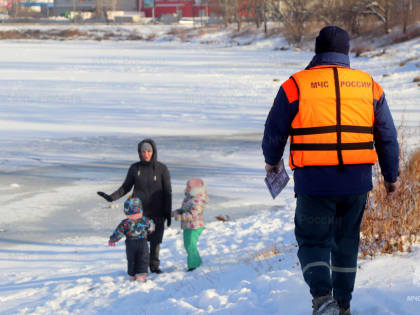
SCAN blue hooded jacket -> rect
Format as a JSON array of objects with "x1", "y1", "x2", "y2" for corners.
[{"x1": 262, "y1": 52, "x2": 399, "y2": 195}]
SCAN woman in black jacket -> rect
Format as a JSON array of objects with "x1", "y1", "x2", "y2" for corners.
[{"x1": 98, "y1": 138, "x2": 172, "y2": 274}]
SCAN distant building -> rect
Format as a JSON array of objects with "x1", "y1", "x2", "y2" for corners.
[
  {"x1": 1, "y1": 0, "x2": 10, "y2": 11},
  {"x1": 142, "y1": 0, "x2": 219, "y2": 19},
  {"x1": 53, "y1": 0, "x2": 139, "y2": 15},
  {"x1": 53, "y1": 0, "x2": 219, "y2": 19},
  {"x1": 7, "y1": 0, "x2": 54, "y2": 16}
]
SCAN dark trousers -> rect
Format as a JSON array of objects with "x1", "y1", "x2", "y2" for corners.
[
  {"x1": 148, "y1": 217, "x2": 165, "y2": 271},
  {"x1": 149, "y1": 242, "x2": 161, "y2": 271},
  {"x1": 294, "y1": 193, "x2": 367, "y2": 305},
  {"x1": 125, "y1": 238, "x2": 149, "y2": 276}
]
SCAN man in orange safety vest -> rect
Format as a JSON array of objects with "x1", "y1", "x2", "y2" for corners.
[{"x1": 262, "y1": 26, "x2": 399, "y2": 315}]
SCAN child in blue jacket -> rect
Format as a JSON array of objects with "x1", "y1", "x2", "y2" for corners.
[{"x1": 109, "y1": 197, "x2": 155, "y2": 281}]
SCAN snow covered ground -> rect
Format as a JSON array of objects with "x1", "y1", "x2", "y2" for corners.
[{"x1": 0, "y1": 26, "x2": 419, "y2": 314}]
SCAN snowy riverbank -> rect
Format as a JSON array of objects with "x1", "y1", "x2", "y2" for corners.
[{"x1": 2, "y1": 208, "x2": 420, "y2": 314}]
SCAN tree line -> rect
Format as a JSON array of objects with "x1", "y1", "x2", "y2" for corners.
[{"x1": 216, "y1": 0, "x2": 420, "y2": 42}]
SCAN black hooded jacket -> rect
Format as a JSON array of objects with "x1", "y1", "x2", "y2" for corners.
[{"x1": 110, "y1": 139, "x2": 172, "y2": 219}]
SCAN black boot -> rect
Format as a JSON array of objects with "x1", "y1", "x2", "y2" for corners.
[
  {"x1": 337, "y1": 299, "x2": 351, "y2": 315},
  {"x1": 312, "y1": 294, "x2": 339, "y2": 315},
  {"x1": 339, "y1": 308, "x2": 351, "y2": 315},
  {"x1": 149, "y1": 243, "x2": 162, "y2": 273}
]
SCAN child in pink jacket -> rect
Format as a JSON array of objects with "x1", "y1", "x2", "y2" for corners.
[{"x1": 172, "y1": 178, "x2": 209, "y2": 271}]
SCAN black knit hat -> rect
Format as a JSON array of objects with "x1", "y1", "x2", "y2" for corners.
[{"x1": 315, "y1": 26, "x2": 350, "y2": 55}]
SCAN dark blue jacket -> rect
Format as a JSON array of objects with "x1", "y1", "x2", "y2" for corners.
[{"x1": 262, "y1": 52, "x2": 399, "y2": 195}]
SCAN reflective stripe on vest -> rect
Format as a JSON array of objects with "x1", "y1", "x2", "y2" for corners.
[{"x1": 289, "y1": 66, "x2": 378, "y2": 169}]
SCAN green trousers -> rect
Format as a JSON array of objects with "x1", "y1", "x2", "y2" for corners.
[{"x1": 183, "y1": 227, "x2": 204, "y2": 269}]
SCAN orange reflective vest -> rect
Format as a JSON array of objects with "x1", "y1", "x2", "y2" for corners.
[{"x1": 285, "y1": 66, "x2": 378, "y2": 169}]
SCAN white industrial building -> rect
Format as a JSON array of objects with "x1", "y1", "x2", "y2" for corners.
[{"x1": 53, "y1": 0, "x2": 141, "y2": 15}]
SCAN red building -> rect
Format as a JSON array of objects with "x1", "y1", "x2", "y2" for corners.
[{"x1": 141, "y1": 0, "x2": 219, "y2": 19}]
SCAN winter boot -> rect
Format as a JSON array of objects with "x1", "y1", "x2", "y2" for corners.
[
  {"x1": 337, "y1": 299, "x2": 351, "y2": 315},
  {"x1": 128, "y1": 275, "x2": 136, "y2": 281},
  {"x1": 339, "y1": 307, "x2": 351, "y2": 315},
  {"x1": 136, "y1": 273, "x2": 147, "y2": 282},
  {"x1": 312, "y1": 294, "x2": 340, "y2": 315}
]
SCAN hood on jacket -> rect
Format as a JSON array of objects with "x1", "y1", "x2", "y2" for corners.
[
  {"x1": 188, "y1": 184, "x2": 207, "y2": 197},
  {"x1": 305, "y1": 52, "x2": 350, "y2": 70},
  {"x1": 138, "y1": 138, "x2": 158, "y2": 164}
]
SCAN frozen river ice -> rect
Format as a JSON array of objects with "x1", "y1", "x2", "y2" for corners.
[
  {"x1": 0, "y1": 40, "x2": 303, "y2": 244},
  {"x1": 0, "y1": 132, "x2": 291, "y2": 245},
  {"x1": 0, "y1": 38, "x2": 418, "y2": 246}
]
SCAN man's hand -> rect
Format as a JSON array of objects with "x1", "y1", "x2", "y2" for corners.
[
  {"x1": 148, "y1": 221, "x2": 156, "y2": 233},
  {"x1": 97, "y1": 191, "x2": 113, "y2": 202},
  {"x1": 108, "y1": 241, "x2": 116, "y2": 247},
  {"x1": 166, "y1": 215, "x2": 171, "y2": 227},
  {"x1": 384, "y1": 180, "x2": 398, "y2": 196},
  {"x1": 172, "y1": 210, "x2": 182, "y2": 221},
  {"x1": 265, "y1": 162, "x2": 281, "y2": 174}
]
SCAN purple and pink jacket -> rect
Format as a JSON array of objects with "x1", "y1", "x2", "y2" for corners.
[{"x1": 174, "y1": 186, "x2": 209, "y2": 230}]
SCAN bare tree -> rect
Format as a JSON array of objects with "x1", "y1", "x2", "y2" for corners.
[
  {"x1": 11, "y1": 0, "x2": 20, "y2": 18},
  {"x1": 346, "y1": 0, "x2": 397, "y2": 34},
  {"x1": 367, "y1": 1, "x2": 391, "y2": 33},
  {"x1": 95, "y1": 0, "x2": 120, "y2": 21},
  {"x1": 313, "y1": 0, "x2": 346, "y2": 26},
  {"x1": 96, "y1": 0, "x2": 105, "y2": 20},
  {"x1": 399, "y1": 0, "x2": 413, "y2": 33},
  {"x1": 218, "y1": 0, "x2": 232, "y2": 26},
  {"x1": 261, "y1": 0, "x2": 268, "y2": 34},
  {"x1": 212, "y1": 0, "x2": 420, "y2": 38},
  {"x1": 281, "y1": 0, "x2": 312, "y2": 44},
  {"x1": 254, "y1": 0, "x2": 268, "y2": 33},
  {"x1": 245, "y1": 0, "x2": 265, "y2": 29},
  {"x1": 337, "y1": 0, "x2": 392, "y2": 35},
  {"x1": 233, "y1": 0, "x2": 243, "y2": 31},
  {"x1": 266, "y1": 0, "x2": 282, "y2": 21}
]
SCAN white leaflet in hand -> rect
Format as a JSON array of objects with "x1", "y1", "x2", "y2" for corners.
[{"x1": 264, "y1": 159, "x2": 290, "y2": 199}]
